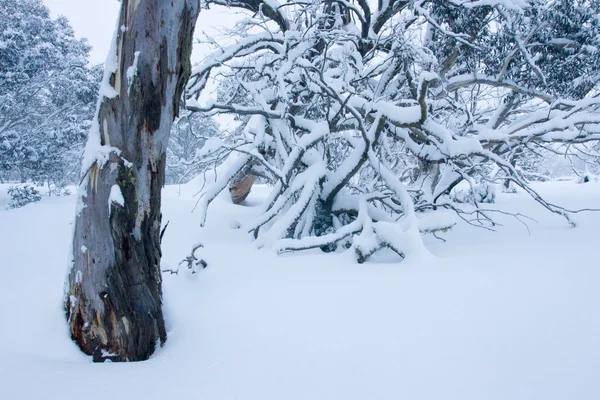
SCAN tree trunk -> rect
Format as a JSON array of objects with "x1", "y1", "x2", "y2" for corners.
[
  {"x1": 229, "y1": 173, "x2": 257, "y2": 205},
  {"x1": 65, "y1": 0, "x2": 200, "y2": 362}
]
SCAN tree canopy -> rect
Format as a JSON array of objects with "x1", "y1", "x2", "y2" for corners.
[
  {"x1": 0, "y1": 0, "x2": 99, "y2": 188},
  {"x1": 186, "y1": 0, "x2": 600, "y2": 261}
]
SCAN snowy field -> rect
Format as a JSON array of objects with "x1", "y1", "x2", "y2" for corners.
[{"x1": 0, "y1": 180, "x2": 599, "y2": 400}]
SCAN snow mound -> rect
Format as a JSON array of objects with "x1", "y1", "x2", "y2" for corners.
[{"x1": 0, "y1": 181, "x2": 599, "y2": 400}]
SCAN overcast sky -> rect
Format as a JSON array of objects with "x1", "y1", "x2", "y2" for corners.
[
  {"x1": 42, "y1": 1, "x2": 241, "y2": 65},
  {"x1": 43, "y1": 0, "x2": 120, "y2": 64}
]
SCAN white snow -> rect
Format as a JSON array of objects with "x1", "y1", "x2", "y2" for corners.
[
  {"x1": 348, "y1": 96, "x2": 422, "y2": 126},
  {"x1": 78, "y1": 11, "x2": 123, "y2": 192},
  {"x1": 0, "y1": 180, "x2": 599, "y2": 399},
  {"x1": 126, "y1": 51, "x2": 141, "y2": 94},
  {"x1": 75, "y1": 270, "x2": 82, "y2": 284},
  {"x1": 109, "y1": 184, "x2": 125, "y2": 214}
]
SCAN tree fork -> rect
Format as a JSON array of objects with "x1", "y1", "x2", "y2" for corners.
[{"x1": 66, "y1": 0, "x2": 200, "y2": 362}]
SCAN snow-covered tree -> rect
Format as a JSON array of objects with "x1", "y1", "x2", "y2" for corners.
[
  {"x1": 0, "y1": 0, "x2": 100, "y2": 189},
  {"x1": 166, "y1": 111, "x2": 220, "y2": 184},
  {"x1": 186, "y1": 0, "x2": 600, "y2": 261}
]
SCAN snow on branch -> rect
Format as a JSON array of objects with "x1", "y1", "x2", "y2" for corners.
[{"x1": 184, "y1": 0, "x2": 600, "y2": 262}]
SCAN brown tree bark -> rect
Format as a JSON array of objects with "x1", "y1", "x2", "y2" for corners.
[
  {"x1": 229, "y1": 173, "x2": 257, "y2": 205},
  {"x1": 65, "y1": 0, "x2": 200, "y2": 362}
]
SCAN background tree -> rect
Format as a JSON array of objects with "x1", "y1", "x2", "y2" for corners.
[
  {"x1": 65, "y1": 0, "x2": 201, "y2": 362},
  {"x1": 166, "y1": 110, "x2": 220, "y2": 184},
  {"x1": 0, "y1": 0, "x2": 100, "y2": 189},
  {"x1": 186, "y1": 0, "x2": 600, "y2": 261}
]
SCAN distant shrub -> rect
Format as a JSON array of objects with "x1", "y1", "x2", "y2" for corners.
[{"x1": 7, "y1": 185, "x2": 42, "y2": 209}]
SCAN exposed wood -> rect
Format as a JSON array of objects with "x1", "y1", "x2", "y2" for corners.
[{"x1": 229, "y1": 173, "x2": 257, "y2": 205}]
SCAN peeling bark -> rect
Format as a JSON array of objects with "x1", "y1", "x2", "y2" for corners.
[
  {"x1": 229, "y1": 173, "x2": 257, "y2": 205},
  {"x1": 66, "y1": 0, "x2": 200, "y2": 362}
]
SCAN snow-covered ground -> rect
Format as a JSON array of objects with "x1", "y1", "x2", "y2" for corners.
[{"x1": 0, "y1": 180, "x2": 599, "y2": 400}]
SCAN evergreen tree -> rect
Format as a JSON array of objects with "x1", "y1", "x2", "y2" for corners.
[{"x1": 0, "y1": 0, "x2": 100, "y2": 190}]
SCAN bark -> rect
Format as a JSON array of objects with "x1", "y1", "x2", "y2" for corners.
[
  {"x1": 229, "y1": 173, "x2": 257, "y2": 205},
  {"x1": 65, "y1": 0, "x2": 200, "y2": 362}
]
